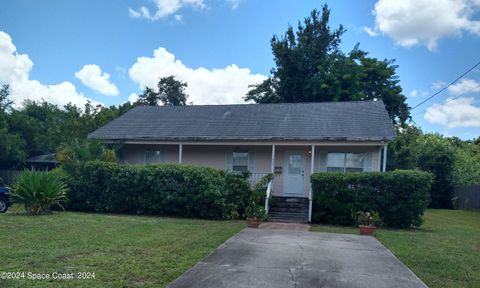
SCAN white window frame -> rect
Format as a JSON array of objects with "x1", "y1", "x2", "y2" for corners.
[
  {"x1": 232, "y1": 151, "x2": 249, "y2": 173},
  {"x1": 144, "y1": 150, "x2": 164, "y2": 165},
  {"x1": 326, "y1": 152, "x2": 365, "y2": 173}
]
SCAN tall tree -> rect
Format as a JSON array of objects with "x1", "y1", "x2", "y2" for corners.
[
  {"x1": 137, "y1": 76, "x2": 188, "y2": 106},
  {"x1": 0, "y1": 85, "x2": 27, "y2": 169},
  {"x1": 245, "y1": 5, "x2": 410, "y2": 125},
  {"x1": 0, "y1": 84, "x2": 13, "y2": 113}
]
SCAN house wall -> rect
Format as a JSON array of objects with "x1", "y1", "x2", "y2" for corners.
[{"x1": 120, "y1": 143, "x2": 383, "y2": 197}]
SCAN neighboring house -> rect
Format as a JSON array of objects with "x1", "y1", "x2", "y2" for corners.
[
  {"x1": 26, "y1": 153, "x2": 59, "y2": 170},
  {"x1": 89, "y1": 100, "x2": 396, "y2": 223}
]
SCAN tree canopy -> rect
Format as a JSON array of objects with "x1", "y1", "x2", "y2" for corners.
[
  {"x1": 0, "y1": 85, "x2": 133, "y2": 169},
  {"x1": 387, "y1": 127, "x2": 480, "y2": 208},
  {"x1": 137, "y1": 76, "x2": 189, "y2": 106},
  {"x1": 245, "y1": 5, "x2": 410, "y2": 125}
]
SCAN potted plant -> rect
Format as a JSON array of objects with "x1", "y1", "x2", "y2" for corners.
[
  {"x1": 245, "y1": 203, "x2": 267, "y2": 228},
  {"x1": 355, "y1": 211, "x2": 381, "y2": 235}
]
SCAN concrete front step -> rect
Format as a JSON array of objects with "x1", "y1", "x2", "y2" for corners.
[
  {"x1": 269, "y1": 207, "x2": 309, "y2": 213},
  {"x1": 269, "y1": 196, "x2": 310, "y2": 223},
  {"x1": 271, "y1": 196, "x2": 309, "y2": 203},
  {"x1": 269, "y1": 212, "x2": 309, "y2": 223},
  {"x1": 270, "y1": 217, "x2": 309, "y2": 223},
  {"x1": 270, "y1": 203, "x2": 308, "y2": 209}
]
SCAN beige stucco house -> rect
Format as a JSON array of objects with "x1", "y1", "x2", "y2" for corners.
[{"x1": 89, "y1": 100, "x2": 396, "y2": 223}]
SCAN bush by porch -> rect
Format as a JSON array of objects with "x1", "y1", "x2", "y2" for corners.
[
  {"x1": 63, "y1": 161, "x2": 266, "y2": 220},
  {"x1": 311, "y1": 170, "x2": 433, "y2": 228}
]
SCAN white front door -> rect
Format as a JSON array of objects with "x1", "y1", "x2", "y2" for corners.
[{"x1": 283, "y1": 151, "x2": 305, "y2": 197}]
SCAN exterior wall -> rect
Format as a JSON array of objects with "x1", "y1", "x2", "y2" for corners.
[{"x1": 120, "y1": 143, "x2": 383, "y2": 197}]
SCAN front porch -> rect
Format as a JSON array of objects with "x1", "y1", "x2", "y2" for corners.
[{"x1": 119, "y1": 141, "x2": 389, "y2": 223}]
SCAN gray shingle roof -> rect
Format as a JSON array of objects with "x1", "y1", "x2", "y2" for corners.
[{"x1": 88, "y1": 101, "x2": 396, "y2": 142}]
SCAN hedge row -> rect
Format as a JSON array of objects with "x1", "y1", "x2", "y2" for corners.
[
  {"x1": 64, "y1": 161, "x2": 253, "y2": 219},
  {"x1": 311, "y1": 170, "x2": 432, "y2": 228}
]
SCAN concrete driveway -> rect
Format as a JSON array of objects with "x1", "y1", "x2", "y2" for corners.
[{"x1": 168, "y1": 228, "x2": 427, "y2": 288}]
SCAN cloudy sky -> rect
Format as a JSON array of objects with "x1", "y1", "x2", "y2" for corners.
[{"x1": 1, "y1": 0, "x2": 480, "y2": 139}]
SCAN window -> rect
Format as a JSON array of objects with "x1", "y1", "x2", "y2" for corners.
[
  {"x1": 232, "y1": 152, "x2": 249, "y2": 172},
  {"x1": 145, "y1": 150, "x2": 163, "y2": 164},
  {"x1": 327, "y1": 153, "x2": 364, "y2": 172}
]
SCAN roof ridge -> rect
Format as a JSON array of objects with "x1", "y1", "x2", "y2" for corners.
[{"x1": 136, "y1": 100, "x2": 382, "y2": 109}]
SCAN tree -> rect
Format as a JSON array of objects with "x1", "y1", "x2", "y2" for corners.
[
  {"x1": 245, "y1": 5, "x2": 410, "y2": 125},
  {"x1": 387, "y1": 126, "x2": 422, "y2": 170},
  {"x1": 387, "y1": 129, "x2": 467, "y2": 209},
  {"x1": 0, "y1": 85, "x2": 27, "y2": 168},
  {"x1": 416, "y1": 134, "x2": 455, "y2": 209},
  {"x1": 0, "y1": 84, "x2": 13, "y2": 113},
  {"x1": 137, "y1": 76, "x2": 188, "y2": 106},
  {"x1": 56, "y1": 138, "x2": 116, "y2": 174},
  {"x1": 452, "y1": 143, "x2": 480, "y2": 186}
]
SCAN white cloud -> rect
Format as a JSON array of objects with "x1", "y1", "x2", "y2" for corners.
[
  {"x1": 448, "y1": 78, "x2": 480, "y2": 95},
  {"x1": 226, "y1": 0, "x2": 242, "y2": 10},
  {"x1": 369, "y1": 0, "x2": 480, "y2": 50},
  {"x1": 128, "y1": 47, "x2": 267, "y2": 105},
  {"x1": 409, "y1": 89, "x2": 429, "y2": 97},
  {"x1": 75, "y1": 64, "x2": 119, "y2": 96},
  {"x1": 174, "y1": 14, "x2": 183, "y2": 22},
  {"x1": 115, "y1": 65, "x2": 127, "y2": 78},
  {"x1": 0, "y1": 31, "x2": 97, "y2": 108},
  {"x1": 129, "y1": 0, "x2": 205, "y2": 21},
  {"x1": 128, "y1": 92, "x2": 139, "y2": 103},
  {"x1": 425, "y1": 97, "x2": 480, "y2": 128},
  {"x1": 362, "y1": 26, "x2": 378, "y2": 37},
  {"x1": 432, "y1": 80, "x2": 447, "y2": 89}
]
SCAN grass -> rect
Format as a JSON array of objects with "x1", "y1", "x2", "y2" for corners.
[
  {"x1": 0, "y1": 207, "x2": 245, "y2": 288},
  {"x1": 1, "y1": 208, "x2": 478, "y2": 288},
  {"x1": 311, "y1": 209, "x2": 480, "y2": 288}
]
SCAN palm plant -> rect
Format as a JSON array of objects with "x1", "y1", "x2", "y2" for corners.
[
  {"x1": 56, "y1": 138, "x2": 116, "y2": 174},
  {"x1": 12, "y1": 170, "x2": 68, "y2": 215}
]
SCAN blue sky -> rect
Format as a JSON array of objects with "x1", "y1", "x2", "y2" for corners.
[{"x1": 1, "y1": 0, "x2": 480, "y2": 139}]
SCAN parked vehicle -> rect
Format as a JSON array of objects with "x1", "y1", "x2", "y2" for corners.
[{"x1": 0, "y1": 186, "x2": 12, "y2": 213}]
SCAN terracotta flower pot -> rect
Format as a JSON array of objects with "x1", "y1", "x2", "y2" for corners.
[
  {"x1": 359, "y1": 225, "x2": 376, "y2": 235},
  {"x1": 247, "y1": 218, "x2": 261, "y2": 228}
]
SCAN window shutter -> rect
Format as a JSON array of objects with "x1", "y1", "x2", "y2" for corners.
[
  {"x1": 364, "y1": 152, "x2": 373, "y2": 172},
  {"x1": 248, "y1": 151, "x2": 256, "y2": 173},
  {"x1": 225, "y1": 152, "x2": 233, "y2": 171},
  {"x1": 318, "y1": 152, "x2": 328, "y2": 172}
]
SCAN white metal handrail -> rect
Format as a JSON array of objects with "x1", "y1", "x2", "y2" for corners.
[
  {"x1": 308, "y1": 188, "x2": 313, "y2": 223},
  {"x1": 264, "y1": 181, "x2": 272, "y2": 213}
]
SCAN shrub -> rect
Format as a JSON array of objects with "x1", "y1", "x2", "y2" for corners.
[
  {"x1": 354, "y1": 211, "x2": 381, "y2": 227},
  {"x1": 311, "y1": 170, "x2": 432, "y2": 228},
  {"x1": 64, "y1": 161, "x2": 253, "y2": 220},
  {"x1": 416, "y1": 135, "x2": 455, "y2": 209},
  {"x1": 12, "y1": 170, "x2": 68, "y2": 215}
]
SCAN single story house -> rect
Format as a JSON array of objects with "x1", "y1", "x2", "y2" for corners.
[{"x1": 89, "y1": 100, "x2": 396, "y2": 223}]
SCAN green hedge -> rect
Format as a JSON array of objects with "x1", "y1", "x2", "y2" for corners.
[
  {"x1": 311, "y1": 170, "x2": 432, "y2": 228},
  {"x1": 64, "y1": 161, "x2": 253, "y2": 219}
]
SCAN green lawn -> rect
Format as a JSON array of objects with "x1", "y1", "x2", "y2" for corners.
[
  {"x1": 312, "y1": 209, "x2": 480, "y2": 288},
  {"x1": 0, "y1": 208, "x2": 245, "y2": 288},
  {"x1": 2, "y1": 209, "x2": 478, "y2": 288}
]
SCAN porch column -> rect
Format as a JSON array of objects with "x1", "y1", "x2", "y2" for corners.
[
  {"x1": 308, "y1": 145, "x2": 315, "y2": 223},
  {"x1": 378, "y1": 148, "x2": 382, "y2": 171},
  {"x1": 178, "y1": 144, "x2": 183, "y2": 164},
  {"x1": 310, "y1": 145, "x2": 315, "y2": 176},
  {"x1": 265, "y1": 145, "x2": 275, "y2": 213},
  {"x1": 271, "y1": 145, "x2": 276, "y2": 173},
  {"x1": 382, "y1": 144, "x2": 387, "y2": 172}
]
